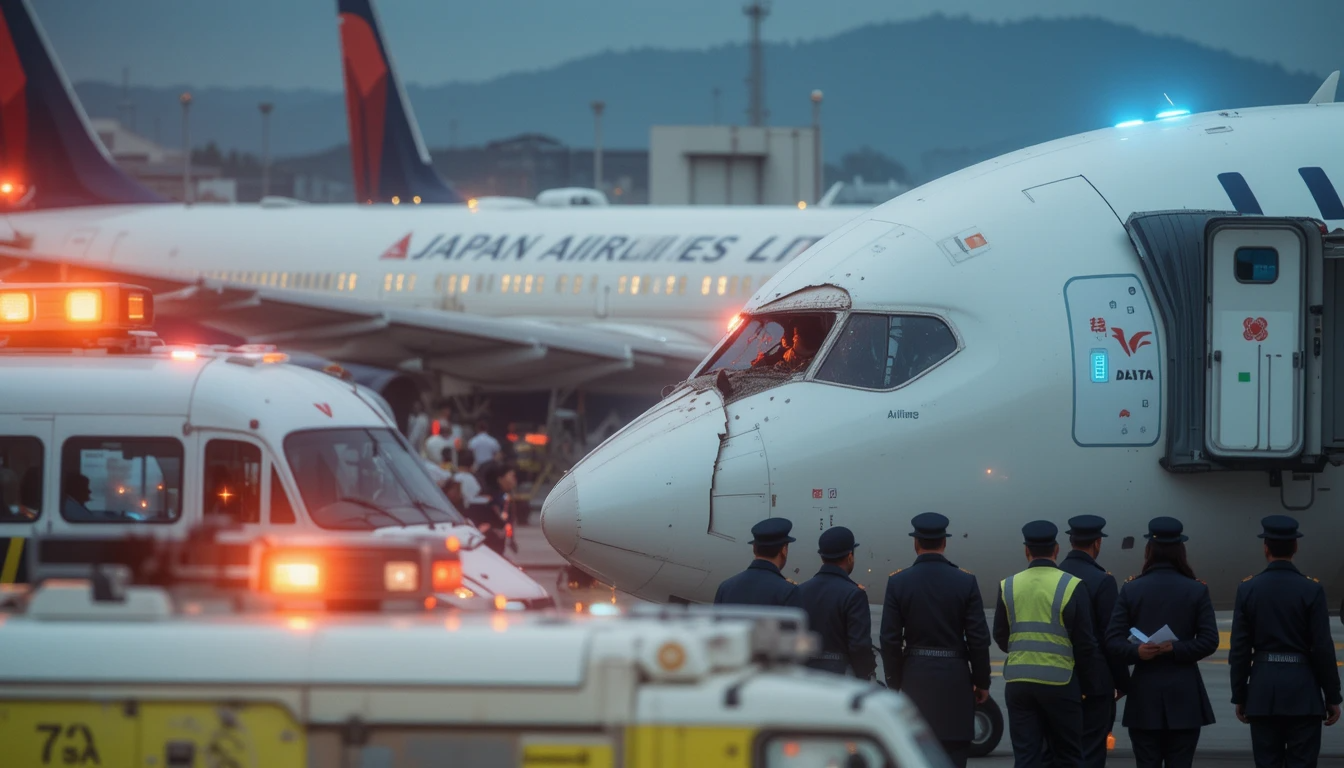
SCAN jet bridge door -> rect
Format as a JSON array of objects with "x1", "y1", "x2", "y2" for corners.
[{"x1": 1206, "y1": 222, "x2": 1307, "y2": 459}]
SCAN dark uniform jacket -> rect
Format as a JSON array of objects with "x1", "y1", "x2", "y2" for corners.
[
  {"x1": 1229, "y1": 560, "x2": 1342, "y2": 717},
  {"x1": 881, "y1": 553, "x2": 993, "y2": 742},
  {"x1": 992, "y1": 559, "x2": 1098, "y2": 698},
  {"x1": 714, "y1": 559, "x2": 803, "y2": 608},
  {"x1": 1059, "y1": 549, "x2": 1131, "y2": 699},
  {"x1": 799, "y1": 564, "x2": 876, "y2": 679},
  {"x1": 1104, "y1": 563, "x2": 1219, "y2": 730}
]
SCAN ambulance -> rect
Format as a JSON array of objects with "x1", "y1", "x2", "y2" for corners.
[
  {"x1": 0, "y1": 574, "x2": 951, "y2": 768},
  {"x1": 0, "y1": 282, "x2": 551, "y2": 609}
]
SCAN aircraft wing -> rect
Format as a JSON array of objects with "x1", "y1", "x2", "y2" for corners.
[{"x1": 0, "y1": 251, "x2": 707, "y2": 392}]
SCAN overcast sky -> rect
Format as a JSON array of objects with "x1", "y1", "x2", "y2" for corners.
[{"x1": 36, "y1": 0, "x2": 1343, "y2": 91}]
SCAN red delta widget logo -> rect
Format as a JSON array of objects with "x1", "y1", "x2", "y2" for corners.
[
  {"x1": 1110, "y1": 327, "x2": 1152, "y2": 357},
  {"x1": 380, "y1": 233, "x2": 412, "y2": 260}
]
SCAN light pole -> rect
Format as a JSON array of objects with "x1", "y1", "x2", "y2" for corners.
[
  {"x1": 591, "y1": 100, "x2": 605, "y2": 192},
  {"x1": 180, "y1": 92, "x2": 193, "y2": 204},
  {"x1": 744, "y1": 1, "x2": 770, "y2": 127},
  {"x1": 259, "y1": 102, "x2": 274, "y2": 199},
  {"x1": 810, "y1": 89, "x2": 823, "y2": 204}
]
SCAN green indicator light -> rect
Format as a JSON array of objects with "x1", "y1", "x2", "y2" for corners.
[{"x1": 1238, "y1": 372, "x2": 1251, "y2": 383}]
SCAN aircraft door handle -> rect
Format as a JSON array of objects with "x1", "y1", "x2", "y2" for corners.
[{"x1": 1213, "y1": 350, "x2": 1222, "y2": 363}]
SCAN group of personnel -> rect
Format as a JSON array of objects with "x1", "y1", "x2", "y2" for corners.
[
  {"x1": 410, "y1": 402, "x2": 523, "y2": 555},
  {"x1": 714, "y1": 513, "x2": 1342, "y2": 768}
]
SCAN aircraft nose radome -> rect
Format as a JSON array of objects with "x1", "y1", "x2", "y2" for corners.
[
  {"x1": 540, "y1": 472, "x2": 580, "y2": 556},
  {"x1": 547, "y1": 387, "x2": 727, "y2": 577}
]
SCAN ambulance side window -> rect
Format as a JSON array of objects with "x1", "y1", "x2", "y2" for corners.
[
  {"x1": 0, "y1": 436, "x2": 44, "y2": 522},
  {"x1": 815, "y1": 313, "x2": 958, "y2": 391},
  {"x1": 60, "y1": 437, "x2": 183, "y2": 523},
  {"x1": 269, "y1": 467, "x2": 296, "y2": 524},
  {"x1": 203, "y1": 440, "x2": 262, "y2": 524}
]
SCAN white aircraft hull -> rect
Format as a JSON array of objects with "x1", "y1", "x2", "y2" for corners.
[{"x1": 543, "y1": 102, "x2": 1344, "y2": 609}]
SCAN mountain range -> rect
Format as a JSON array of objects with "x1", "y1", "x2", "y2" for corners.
[{"x1": 71, "y1": 14, "x2": 1327, "y2": 177}]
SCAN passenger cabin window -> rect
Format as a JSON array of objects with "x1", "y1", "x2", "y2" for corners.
[
  {"x1": 816, "y1": 314, "x2": 958, "y2": 390},
  {"x1": 269, "y1": 467, "x2": 296, "y2": 524},
  {"x1": 699, "y1": 312, "x2": 836, "y2": 377},
  {"x1": 60, "y1": 437, "x2": 184, "y2": 523},
  {"x1": 0, "y1": 436, "x2": 44, "y2": 522},
  {"x1": 204, "y1": 440, "x2": 262, "y2": 524},
  {"x1": 1234, "y1": 246, "x2": 1279, "y2": 284}
]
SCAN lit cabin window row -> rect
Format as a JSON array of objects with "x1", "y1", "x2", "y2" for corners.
[
  {"x1": 434, "y1": 273, "x2": 565, "y2": 295},
  {"x1": 345, "y1": 272, "x2": 761, "y2": 297},
  {"x1": 199, "y1": 271, "x2": 359, "y2": 291},
  {"x1": 382, "y1": 273, "x2": 418, "y2": 293},
  {"x1": 617, "y1": 275, "x2": 754, "y2": 297}
]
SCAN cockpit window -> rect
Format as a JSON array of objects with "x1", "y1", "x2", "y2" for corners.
[
  {"x1": 698, "y1": 312, "x2": 836, "y2": 378},
  {"x1": 816, "y1": 314, "x2": 957, "y2": 390},
  {"x1": 284, "y1": 428, "x2": 465, "y2": 531}
]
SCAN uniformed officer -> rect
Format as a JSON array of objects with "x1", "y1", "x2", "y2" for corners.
[
  {"x1": 1229, "y1": 515, "x2": 1342, "y2": 768},
  {"x1": 1059, "y1": 514, "x2": 1130, "y2": 768},
  {"x1": 993, "y1": 520, "x2": 1096, "y2": 768},
  {"x1": 1103, "y1": 516, "x2": 1218, "y2": 768},
  {"x1": 881, "y1": 513, "x2": 991, "y2": 768},
  {"x1": 714, "y1": 517, "x2": 803, "y2": 608},
  {"x1": 799, "y1": 526, "x2": 876, "y2": 680}
]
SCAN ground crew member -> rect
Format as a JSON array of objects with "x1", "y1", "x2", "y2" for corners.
[
  {"x1": 714, "y1": 517, "x2": 803, "y2": 608},
  {"x1": 799, "y1": 526, "x2": 876, "y2": 680},
  {"x1": 993, "y1": 520, "x2": 1096, "y2": 768},
  {"x1": 881, "y1": 513, "x2": 992, "y2": 768},
  {"x1": 1229, "y1": 515, "x2": 1341, "y2": 767},
  {"x1": 1103, "y1": 516, "x2": 1218, "y2": 768},
  {"x1": 1059, "y1": 514, "x2": 1130, "y2": 767}
]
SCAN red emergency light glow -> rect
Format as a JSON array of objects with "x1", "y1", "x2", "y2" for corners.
[
  {"x1": 432, "y1": 559, "x2": 462, "y2": 592},
  {"x1": 0, "y1": 291, "x2": 33, "y2": 323},
  {"x1": 0, "y1": 283, "x2": 154, "y2": 334},
  {"x1": 0, "y1": 180, "x2": 26, "y2": 202},
  {"x1": 728, "y1": 313, "x2": 744, "y2": 333},
  {"x1": 271, "y1": 560, "x2": 323, "y2": 594}
]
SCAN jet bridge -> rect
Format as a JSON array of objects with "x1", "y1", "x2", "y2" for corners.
[{"x1": 1127, "y1": 212, "x2": 1344, "y2": 476}]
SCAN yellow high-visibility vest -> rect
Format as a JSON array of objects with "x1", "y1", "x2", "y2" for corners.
[{"x1": 1000, "y1": 567, "x2": 1081, "y2": 685}]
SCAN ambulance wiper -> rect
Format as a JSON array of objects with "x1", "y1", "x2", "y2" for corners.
[
  {"x1": 337, "y1": 497, "x2": 408, "y2": 528},
  {"x1": 406, "y1": 498, "x2": 457, "y2": 527}
]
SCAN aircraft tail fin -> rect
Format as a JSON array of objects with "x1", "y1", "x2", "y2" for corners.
[
  {"x1": 336, "y1": 0, "x2": 462, "y2": 204},
  {"x1": 0, "y1": 0, "x2": 164, "y2": 209},
  {"x1": 1309, "y1": 71, "x2": 1339, "y2": 105}
]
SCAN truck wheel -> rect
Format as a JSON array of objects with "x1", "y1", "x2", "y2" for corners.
[{"x1": 969, "y1": 696, "x2": 1003, "y2": 758}]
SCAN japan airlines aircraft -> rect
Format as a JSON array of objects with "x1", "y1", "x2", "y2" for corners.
[
  {"x1": 541, "y1": 85, "x2": 1344, "y2": 618},
  {"x1": 0, "y1": 0, "x2": 856, "y2": 424}
]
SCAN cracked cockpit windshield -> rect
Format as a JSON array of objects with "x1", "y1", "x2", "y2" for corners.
[{"x1": 697, "y1": 312, "x2": 837, "y2": 384}]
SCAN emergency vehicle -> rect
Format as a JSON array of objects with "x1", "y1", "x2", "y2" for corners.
[
  {"x1": 0, "y1": 573, "x2": 951, "y2": 768},
  {"x1": 0, "y1": 282, "x2": 551, "y2": 609}
]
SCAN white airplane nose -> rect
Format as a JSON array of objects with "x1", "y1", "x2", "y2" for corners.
[
  {"x1": 540, "y1": 387, "x2": 727, "y2": 595},
  {"x1": 540, "y1": 472, "x2": 580, "y2": 556}
]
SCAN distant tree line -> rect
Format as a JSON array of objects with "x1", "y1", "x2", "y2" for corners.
[{"x1": 824, "y1": 146, "x2": 910, "y2": 186}]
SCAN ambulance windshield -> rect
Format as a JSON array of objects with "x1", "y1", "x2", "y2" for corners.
[{"x1": 284, "y1": 428, "x2": 466, "y2": 530}]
